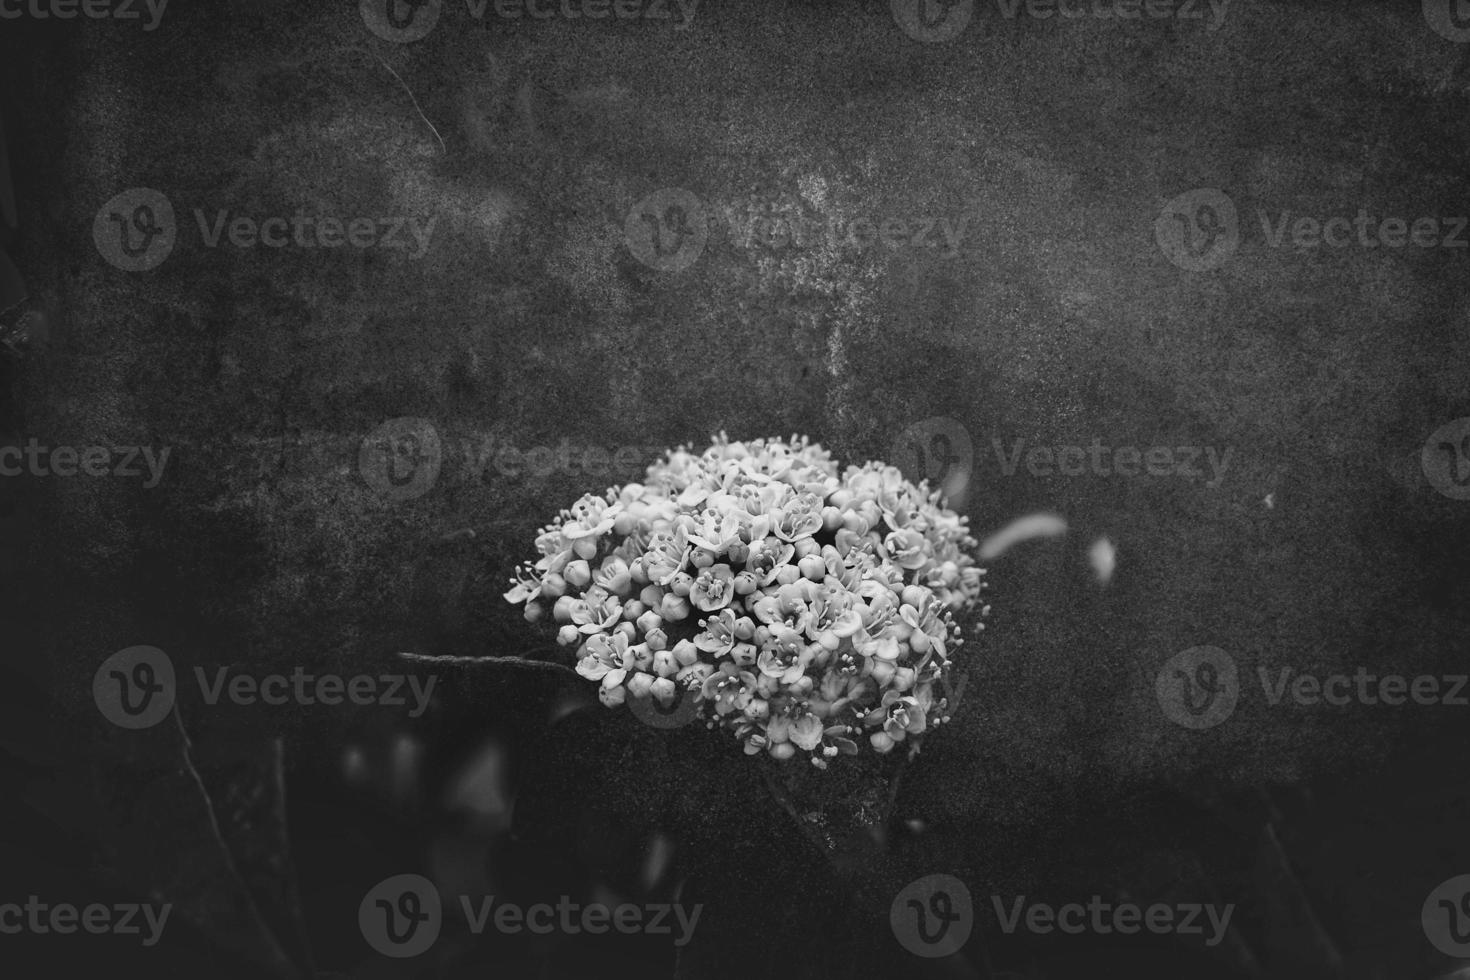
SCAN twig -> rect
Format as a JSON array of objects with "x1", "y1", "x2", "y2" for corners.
[
  {"x1": 365, "y1": 49, "x2": 446, "y2": 155},
  {"x1": 759, "y1": 766, "x2": 838, "y2": 859},
  {"x1": 395, "y1": 651, "x2": 579, "y2": 678}
]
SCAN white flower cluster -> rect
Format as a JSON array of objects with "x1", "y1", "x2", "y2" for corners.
[{"x1": 504, "y1": 434, "x2": 988, "y2": 767}]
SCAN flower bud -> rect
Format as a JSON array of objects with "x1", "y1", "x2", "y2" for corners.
[
  {"x1": 774, "y1": 565, "x2": 801, "y2": 586},
  {"x1": 573, "y1": 537, "x2": 598, "y2": 561},
  {"x1": 690, "y1": 548, "x2": 716, "y2": 568},
  {"x1": 669, "y1": 571, "x2": 694, "y2": 597},
  {"x1": 640, "y1": 584, "x2": 665, "y2": 608},
  {"x1": 726, "y1": 541, "x2": 750, "y2": 564},
  {"x1": 553, "y1": 595, "x2": 577, "y2": 623},
  {"x1": 743, "y1": 698, "x2": 770, "y2": 721},
  {"x1": 733, "y1": 616, "x2": 757, "y2": 641},
  {"x1": 660, "y1": 593, "x2": 691, "y2": 622},
  {"x1": 789, "y1": 675, "x2": 815, "y2": 697},
  {"x1": 652, "y1": 650, "x2": 678, "y2": 678},
  {"x1": 524, "y1": 603, "x2": 544, "y2": 624},
  {"x1": 733, "y1": 571, "x2": 760, "y2": 596},
  {"x1": 645, "y1": 627, "x2": 669, "y2": 652},
  {"x1": 557, "y1": 625, "x2": 581, "y2": 645},
  {"x1": 769, "y1": 741, "x2": 796, "y2": 760},
  {"x1": 613, "y1": 512, "x2": 637, "y2": 536},
  {"x1": 636, "y1": 610, "x2": 664, "y2": 635},
  {"x1": 629, "y1": 643, "x2": 653, "y2": 671},
  {"x1": 869, "y1": 659, "x2": 896, "y2": 687},
  {"x1": 730, "y1": 641, "x2": 758, "y2": 666},
  {"x1": 563, "y1": 560, "x2": 591, "y2": 589},
  {"x1": 616, "y1": 621, "x2": 637, "y2": 643},
  {"x1": 651, "y1": 677, "x2": 677, "y2": 705},
  {"x1": 792, "y1": 537, "x2": 820, "y2": 559},
  {"x1": 542, "y1": 573, "x2": 567, "y2": 598},
  {"x1": 893, "y1": 666, "x2": 917, "y2": 691},
  {"x1": 627, "y1": 672, "x2": 655, "y2": 698},
  {"x1": 672, "y1": 638, "x2": 700, "y2": 667},
  {"x1": 599, "y1": 684, "x2": 627, "y2": 707},
  {"x1": 799, "y1": 554, "x2": 826, "y2": 581},
  {"x1": 826, "y1": 489, "x2": 853, "y2": 510},
  {"x1": 902, "y1": 584, "x2": 928, "y2": 608},
  {"x1": 869, "y1": 730, "x2": 896, "y2": 753}
]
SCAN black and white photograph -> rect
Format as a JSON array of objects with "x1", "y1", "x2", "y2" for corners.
[{"x1": 1, "y1": 1, "x2": 1469, "y2": 976}]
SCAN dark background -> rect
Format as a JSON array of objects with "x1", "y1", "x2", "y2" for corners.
[{"x1": 2, "y1": 0, "x2": 1469, "y2": 977}]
